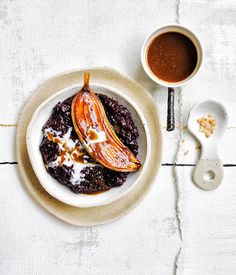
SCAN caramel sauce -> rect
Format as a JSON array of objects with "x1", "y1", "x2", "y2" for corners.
[
  {"x1": 58, "y1": 151, "x2": 67, "y2": 165},
  {"x1": 87, "y1": 128, "x2": 99, "y2": 140},
  {"x1": 54, "y1": 137, "x2": 62, "y2": 144},
  {"x1": 72, "y1": 152, "x2": 85, "y2": 163},
  {"x1": 47, "y1": 132, "x2": 54, "y2": 141},
  {"x1": 46, "y1": 131, "x2": 86, "y2": 165},
  {"x1": 87, "y1": 189, "x2": 109, "y2": 195},
  {"x1": 147, "y1": 32, "x2": 197, "y2": 82}
]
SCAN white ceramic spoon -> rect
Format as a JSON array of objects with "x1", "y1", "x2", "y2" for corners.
[{"x1": 188, "y1": 100, "x2": 228, "y2": 190}]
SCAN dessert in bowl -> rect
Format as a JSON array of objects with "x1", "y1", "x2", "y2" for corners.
[{"x1": 27, "y1": 72, "x2": 148, "y2": 207}]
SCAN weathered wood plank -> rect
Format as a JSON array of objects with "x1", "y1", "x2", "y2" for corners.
[
  {"x1": 176, "y1": 164, "x2": 236, "y2": 275},
  {"x1": 176, "y1": 0, "x2": 236, "y2": 274},
  {"x1": 0, "y1": 165, "x2": 179, "y2": 275},
  {"x1": 1, "y1": 0, "x2": 236, "y2": 274}
]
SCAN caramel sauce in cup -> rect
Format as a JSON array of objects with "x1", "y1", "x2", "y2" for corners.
[
  {"x1": 141, "y1": 25, "x2": 203, "y2": 131},
  {"x1": 147, "y1": 32, "x2": 198, "y2": 83}
]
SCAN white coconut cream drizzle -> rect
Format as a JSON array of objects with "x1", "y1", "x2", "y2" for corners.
[
  {"x1": 82, "y1": 127, "x2": 107, "y2": 152},
  {"x1": 44, "y1": 127, "x2": 98, "y2": 185}
]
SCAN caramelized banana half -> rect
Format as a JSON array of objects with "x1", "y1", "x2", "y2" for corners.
[{"x1": 71, "y1": 72, "x2": 141, "y2": 172}]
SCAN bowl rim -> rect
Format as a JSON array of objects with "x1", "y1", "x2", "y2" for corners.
[{"x1": 26, "y1": 81, "x2": 151, "y2": 208}]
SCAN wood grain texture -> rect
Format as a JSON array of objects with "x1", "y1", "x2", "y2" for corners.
[
  {"x1": 0, "y1": 165, "x2": 180, "y2": 275},
  {"x1": 1, "y1": 0, "x2": 236, "y2": 274},
  {"x1": 175, "y1": 1, "x2": 236, "y2": 274}
]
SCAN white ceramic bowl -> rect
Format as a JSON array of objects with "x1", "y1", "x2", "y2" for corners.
[
  {"x1": 26, "y1": 83, "x2": 149, "y2": 208},
  {"x1": 141, "y1": 24, "x2": 203, "y2": 88}
]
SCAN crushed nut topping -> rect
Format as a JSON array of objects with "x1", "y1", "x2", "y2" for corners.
[{"x1": 197, "y1": 115, "x2": 217, "y2": 138}]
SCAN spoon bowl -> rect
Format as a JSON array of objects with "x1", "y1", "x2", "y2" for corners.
[
  {"x1": 188, "y1": 100, "x2": 228, "y2": 190},
  {"x1": 188, "y1": 100, "x2": 228, "y2": 145}
]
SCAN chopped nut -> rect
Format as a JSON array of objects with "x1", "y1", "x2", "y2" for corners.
[{"x1": 197, "y1": 114, "x2": 217, "y2": 138}]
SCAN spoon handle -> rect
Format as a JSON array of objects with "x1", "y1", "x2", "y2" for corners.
[
  {"x1": 193, "y1": 159, "x2": 224, "y2": 190},
  {"x1": 167, "y1": 87, "x2": 175, "y2": 131}
]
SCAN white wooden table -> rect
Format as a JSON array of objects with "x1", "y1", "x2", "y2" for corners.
[{"x1": 1, "y1": 1, "x2": 236, "y2": 274}]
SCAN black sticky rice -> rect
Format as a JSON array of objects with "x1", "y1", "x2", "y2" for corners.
[{"x1": 39, "y1": 94, "x2": 139, "y2": 194}]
